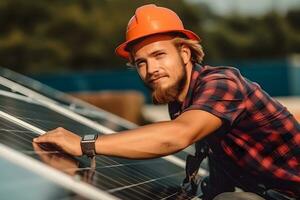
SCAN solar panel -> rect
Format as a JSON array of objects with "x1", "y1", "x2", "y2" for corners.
[
  {"x1": 0, "y1": 66, "x2": 200, "y2": 164},
  {"x1": 0, "y1": 68, "x2": 205, "y2": 199}
]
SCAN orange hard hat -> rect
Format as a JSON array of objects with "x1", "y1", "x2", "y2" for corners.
[{"x1": 115, "y1": 4, "x2": 200, "y2": 59}]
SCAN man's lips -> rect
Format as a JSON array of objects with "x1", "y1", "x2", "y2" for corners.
[{"x1": 148, "y1": 75, "x2": 167, "y2": 84}]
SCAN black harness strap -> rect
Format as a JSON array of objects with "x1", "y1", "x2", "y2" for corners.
[{"x1": 181, "y1": 141, "x2": 209, "y2": 195}]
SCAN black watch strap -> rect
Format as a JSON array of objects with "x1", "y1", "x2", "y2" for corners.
[{"x1": 80, "y1": 134, "x2": 98, "y2": 158}]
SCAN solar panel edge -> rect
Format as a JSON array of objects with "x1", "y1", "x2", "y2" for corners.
[{"x1": 0, "y1": 110, "x2": 45, "y2": 135}]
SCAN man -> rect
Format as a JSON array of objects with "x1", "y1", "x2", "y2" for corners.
[{"x1": 34, "y1": 4, "x2": 300, "y2": 200}]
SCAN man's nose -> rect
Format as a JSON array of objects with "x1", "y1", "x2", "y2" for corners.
[{"x1": 146, "y1": 59, "x2": 159, "y2": 75}]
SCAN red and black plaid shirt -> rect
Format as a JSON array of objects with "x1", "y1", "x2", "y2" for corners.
[{"x1": 169, "y1": 64, "x2": 300, "y2": 189}]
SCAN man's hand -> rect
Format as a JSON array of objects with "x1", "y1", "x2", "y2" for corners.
[
  {"x1": 32, "y1": 142, "x2": 79, "y2": 175},
  {"x1": 33, "y1": 127, "x2": 83, "y2": 157}
]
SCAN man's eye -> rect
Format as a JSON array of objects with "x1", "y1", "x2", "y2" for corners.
[
  {"x1": 156, "y1": 53, "x2": 165, "y2": 58},
  {"x1": 136, "y1": 61, "x2": 146, "y2": 68}
]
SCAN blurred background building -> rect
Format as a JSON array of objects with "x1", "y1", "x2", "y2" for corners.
[{"x1": 0, "y1": 0, "x2": 299, "y2": 124}]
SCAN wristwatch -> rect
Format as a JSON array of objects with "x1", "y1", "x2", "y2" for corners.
[{"x1": 80, "y1": 134, "x2": 98, "y2": 158}]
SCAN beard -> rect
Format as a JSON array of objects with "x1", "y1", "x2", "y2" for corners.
[{"x1": 149, "y1": 60, "x2": 187, "y2": 105}]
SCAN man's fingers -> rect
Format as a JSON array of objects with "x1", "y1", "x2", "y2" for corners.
[
  {"x1": 32, "y1": 127, "x2": 82, "y2": 157},
  {"x1": 33, "y1": 132, "x2": 56, "y2": 143},
  {"x1": 33, "y1": 127, "x2": 63, "y2": 143}
]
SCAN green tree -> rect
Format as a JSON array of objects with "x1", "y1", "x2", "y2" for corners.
[{"x1": 0, "y1": 0, "x2": 299, "y2": 73}]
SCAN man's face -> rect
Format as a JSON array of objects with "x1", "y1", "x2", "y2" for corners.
[{"x1": 132, "y1": 35, "x2": 187, "y2": 104}]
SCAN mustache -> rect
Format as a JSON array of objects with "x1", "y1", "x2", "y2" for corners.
[{"x1": 146, "y1": 73, "x2": 168, "y2": 84}]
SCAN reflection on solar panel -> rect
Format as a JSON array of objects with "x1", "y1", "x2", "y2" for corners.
[{"x1": 0, "y1": 67, "x2": 205, "y2": 199}]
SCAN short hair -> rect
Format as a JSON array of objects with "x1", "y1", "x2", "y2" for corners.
[{"x1": 127, "y1": 35, "x2": 204, "y2": 67}]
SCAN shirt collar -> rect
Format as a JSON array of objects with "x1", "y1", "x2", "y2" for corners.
[{"x1": 182, "y1": 63, "x2": 203, "y2": 109}]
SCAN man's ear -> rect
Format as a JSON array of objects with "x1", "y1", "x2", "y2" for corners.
[{"x1": 180, "y1": 45, "x2": 191, "y2": 65}]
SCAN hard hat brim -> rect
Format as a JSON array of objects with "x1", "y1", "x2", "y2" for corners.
[{"x1": 115, "y1": 29, "x2": 200, "y2": 59}]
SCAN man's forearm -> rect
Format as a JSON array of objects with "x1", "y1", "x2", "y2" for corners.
[
  {"x1": 33, "y1": 110, "x2": 221, "y2": 158},
  {"x1": 95, "y1": 121, "x2": 190, "y2": 159}
]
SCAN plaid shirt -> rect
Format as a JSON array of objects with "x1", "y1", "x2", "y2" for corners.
[{"x1": 169, "y1": 64, "x2": 300, "y2": 192}]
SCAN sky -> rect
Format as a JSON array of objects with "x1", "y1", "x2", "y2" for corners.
[{"x1": 187, "y1": 0, "x2": 300, "y2": 16}]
